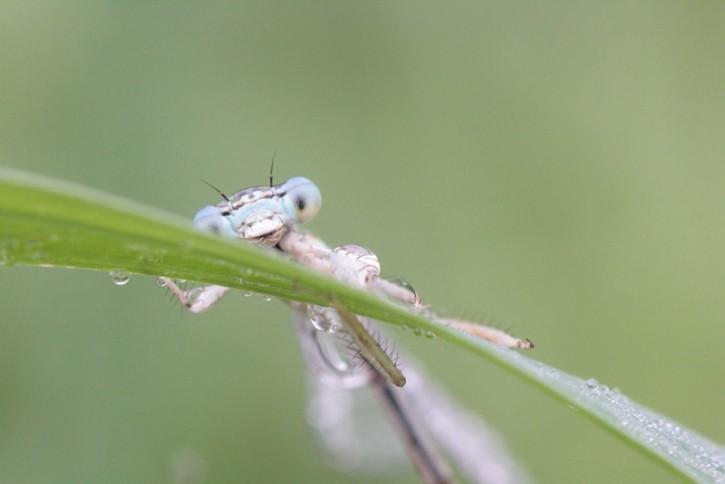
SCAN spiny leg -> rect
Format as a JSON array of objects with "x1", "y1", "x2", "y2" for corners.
[
  {"x1": 332, "y1": 299, "x2": 406, "y2": 388},
  {"x1": 280, "y1": 227, "x2": 532, "y2": 383},
  {"x1": 441, "y1": 318, "x2": 534, "y2": 349},
  {"x1": 278, "y1": 231, "x2": 407, "y2": 386},
  {"x1": 157, "y1": 277, "x2": 230, "y2": 313},
  {"x1": 371, "y1": 277, "x2": 534, "y2": 350}
]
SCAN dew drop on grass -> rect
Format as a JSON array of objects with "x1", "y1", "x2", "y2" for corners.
[{"x1": 109, "y1": 269, "x2": 131, "y2": 286}]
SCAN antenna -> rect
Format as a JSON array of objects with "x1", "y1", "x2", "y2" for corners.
[
  {"x1": 269, "y1": 149, "x2": 278, "y2": 187},
  {"x1": 200, "y1": 178, "x2": 230, "y2": 202}
]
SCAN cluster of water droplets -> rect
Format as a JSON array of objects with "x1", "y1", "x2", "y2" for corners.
[
  {"x1": 581, "y1": 376, "x2": 725, "y2": 480},
  {"x1": 516, "y1": 353, "x2": 725, "y2": 482}
]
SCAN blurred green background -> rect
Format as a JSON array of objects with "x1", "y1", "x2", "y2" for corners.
[{"x1": 1, "y1": 2, "x2": 723, "y2": 483}]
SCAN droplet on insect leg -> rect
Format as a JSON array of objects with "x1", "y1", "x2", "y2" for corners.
[
  {"x1": 181, "y1": 287, "x2": 203, "y2": 306},
  {"x1": 307, "y1": 305, "x2": 341, "y2": 333}
]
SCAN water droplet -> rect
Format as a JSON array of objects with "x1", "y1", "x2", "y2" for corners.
[
  {"x1": 413, "y1": 327, "x2": 424, "y2": 337},
  {"x1": 156, "y1": 277, "x2": 167, "y2": 287},
  {"x1": 261, "y1": 294, "x2": 273, "y2": 302},
  {"x1": 308, "y1": 306, "x2": 340, "y2": 333},
  {"x1": 244, "y1": 291, "x2": 254, "y2": 297},
  {"x1": 185, "y1": 287, "x2": 203, "y2": 304},
  {"x1": 425, "y1": 331, "x2": 436, "y2": 339},
  {"x1": 586, "y1": 378, "x2": 598, "y2": 388},
  {"x1": 109, "y1": 269, "x2": 131, "y2": 286}
]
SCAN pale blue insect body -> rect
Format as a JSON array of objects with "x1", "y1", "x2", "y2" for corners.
[{"x1": 192, "y1": 176, "x2": 322, "y2": 247}]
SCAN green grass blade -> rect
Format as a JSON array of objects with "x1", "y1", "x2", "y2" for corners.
[{"x1": 1, "y1": 167, "x2": 722, "y2": 482}]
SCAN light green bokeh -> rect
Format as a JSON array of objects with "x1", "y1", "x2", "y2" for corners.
[{"x1": 1, "y1": 2, "x2": 723, "y2": 483}]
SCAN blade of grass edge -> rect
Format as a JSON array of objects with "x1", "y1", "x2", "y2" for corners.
[{"x1": 0, "y1": 167, "x2": 722, "y2": 482}]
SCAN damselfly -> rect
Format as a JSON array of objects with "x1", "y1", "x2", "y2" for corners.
[{"x1": 159, "y1": 175, "x2": 533, "y2": 483}]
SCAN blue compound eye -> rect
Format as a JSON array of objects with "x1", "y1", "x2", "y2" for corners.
[
  {"x1": 192, "y1": 205, "x2": 229, "y2": 234},
  {"x1": 282, "y1": 177, "x2": 322, "y2": 223}
]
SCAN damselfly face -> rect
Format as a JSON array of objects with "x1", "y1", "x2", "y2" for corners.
[{"x1": 192, "y1": 176, "x2": 321, "y2": 247}]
